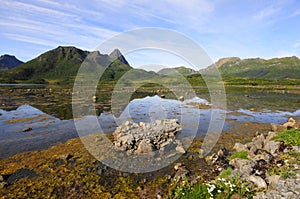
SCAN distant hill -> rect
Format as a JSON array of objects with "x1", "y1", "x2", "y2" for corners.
[
  {"x1": 0, "y1": 46, "x2": 132, "y2": 84},
  {"x1": 0, "y1": 54, "x2": 23, "y2": 70},
  {"x1": 157, "y1": 66, "x2": 197, "y2": 76},
  {"x1": 202, "y1": 56, "x2": 300, "y2": 79}
]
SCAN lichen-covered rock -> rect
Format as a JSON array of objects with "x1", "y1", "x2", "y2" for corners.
[
  {"x1": 267, "y1": 175, "x2": 281, "y2": 190},
  {"x1": 247, "y1": 175, "x2": 267, "y2": 190},
  {"x1": 229, "y1": 158, "x2": 255, "y2": 177},
  {"x1": 136, "y1": 139, "x2": 154, "y2": 154},
  {"x1": 233, "y1": 142, "x2": 248, "y2": 152},
  {"x1": 113, "y1": 119, "x2": 182, "y2": 155}
]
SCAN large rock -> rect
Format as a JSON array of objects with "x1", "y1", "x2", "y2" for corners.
[
  {"x1": 267, "y1": 175, "x2": 281, "y2": 190},
  {"x1": 283, "y1": 117, "x2": 296, "y2": 128},
  {"x1": 247, "y1": 175, "x2": 267, "y2": 190},
  {"x1": 233, "y1": 142, "x2": 248, "y2": 152},
  {"x1": 113, "y1": 119, "x2": 182, "y2": 155},
  {"x1": 270, "y1": 123, "x2": 286, "y2": 132},
  {"x1": 136, "y1": 139, "x2": 154, "y2": 154},
  {"x1": 229, "y1": 158, "x2": 254, "y2": 177},
  {"x1": 264, "y1": 141, "x2": 280, "y2": 155},
  {"x1": 252, "y1": 133, "x2": 265, "y2": 149}
]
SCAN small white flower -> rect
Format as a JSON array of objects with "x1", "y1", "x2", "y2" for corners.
[{"x1": 218, "y1": 190, "x2": 221, "y2": 193}]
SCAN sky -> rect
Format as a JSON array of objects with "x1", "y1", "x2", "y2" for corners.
[{"x1": 1, "y1": 0, "x2": 300, "y2": 69}]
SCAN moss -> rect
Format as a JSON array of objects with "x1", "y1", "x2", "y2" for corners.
[
  {"x1": 272, "y1": 129, "x2": 300, "y2": 146},
  {"x1": 219, "y1": 167, "x2": 233, "y2": 179},
  {"x1": 228, "y1": 151, "x2": 249, "y2": 160}
]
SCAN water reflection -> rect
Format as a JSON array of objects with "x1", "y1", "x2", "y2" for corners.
[{"x1": 0, "y1": 95, "x2": 300, "y2": 159}]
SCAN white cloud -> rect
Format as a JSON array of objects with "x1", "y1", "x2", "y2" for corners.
[
  {"x1": 254, "y1": 5, "x2": 280, "y2": 20},
  {"x1": 4, "y1": 33, "x2": 57, "y2": 47}
]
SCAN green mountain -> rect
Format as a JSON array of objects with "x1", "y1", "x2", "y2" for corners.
[
  {"x1": 0, "y1": 46, "x2": 132, "y2": 84},
  {"x1": 215, "y1": 56, "x2": 300, "y2": 79},
  {"x1": 157, "y1": 66, "x2": 197, "y2": 76}
]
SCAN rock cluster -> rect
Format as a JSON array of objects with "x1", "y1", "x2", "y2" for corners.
[
  {"x1": 206, "y1": 117, "x2": 300, "y2": 198},
  {"x1": 113, "y1": 119, "x2": 185, "y2": 155}
]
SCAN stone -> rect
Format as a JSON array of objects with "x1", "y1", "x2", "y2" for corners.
[
  {"x1": 175, "y1": 141, "x2": 186, "y2": 154},
  {"x1": 136, "y1": 140, "x2": 154, "y2": 154},
  {"x1": 247, "y1": 175, "x2": 267, "y2": 190},
  {"x1": 252, "y1": 133, "x2": 265, "y2": 149},
  {"x1": 264, "y1": 141, "x2": 280, "y2": 154},
  {"x1": 233, "y1": 142, "x2": 248, "y2": 152},
  {"x1": 22, "y1": 127, "x2": 32, "y2": 132},
  {"x1": 292, "y1": 146, "x2": 300, "y2": 153},
  {"x1": 176, "y1": 145, "x2": 186, "y2": 154},
  {"x1": 229, "y1": 158, "x2": 254, "y2": 177},
  {"x1": 178, "y1": 96, "x2": 184, "y2": 101},
  {"x1": 174, "y1": 163, "x2": 182, "y2": 171},
  {"x1": 199, "y1": 149, "x2": 204, "y2": 158},
  {"x1": 119, "y1": 134, "x2": 134, "y2": 146},
  {"x1": 113, "y1": 119, "x2": 182, "y2": 154},
  {"x1": 61, "y1": 154, "x2": 73, "y2": 161},
  {"x1": 267, "y1": 175, "x2": 281, "y2": 190},
  {"x1": 0, "y1": 175, "x2": 4, "y2": 182},
  {"x1": 0, "y1": 182, "x2": 7, "y2": 189},
  {"x1": 270, "y1": 123, "x2": 286, "y2": 132},
  {"x1": 283, "y1": 117, "x2": 296, "y2": 128},
  {"x1": 174, "y1": 165, "x2": 190, "y2": 181}
]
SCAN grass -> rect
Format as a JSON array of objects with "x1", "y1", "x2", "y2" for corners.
[
  {"x1": 271, "y1": 129, "x2": 300, "y2": 146},
  {"x1": 168, "y1": 176, "x2": 255, "y2": 199},
  {"x1": 228, "y1": 151, "x2": 250, "y2": 160},
  {"x1": 219, "y1": 167, "x2": 233, "y2": 179},
  {"x1": 268, "y1": 151, "x2": 300, "y2": 179}
]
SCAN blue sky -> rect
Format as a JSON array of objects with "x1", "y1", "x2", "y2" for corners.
[{"x1": 1, "y1": 0, "x2": 300, "y2": 68}]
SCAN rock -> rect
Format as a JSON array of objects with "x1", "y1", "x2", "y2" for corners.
[
  {"x1": 113, "y1": 119, "x2": 182, "y2": 154},
  {"x1": 267, "y1": 175, "x2": 281, "y2": 190},
  {"x1": 264, "y1": 141, "x2": 280, "y2": 154},
  {"x1": 252, "y1": 133, "x2": 265, "y2": 149},
  {"x1": 229, "y1": 158, "x2": 254, "y2": 177},
  {"x1": 247, "y1": 175, "x2": 267, "y2": 190},
  {"x1": 136, "y1": 140, "x2": 154, "y2": 154},
  {"x1": 178, "y1": 96, "x2": 184, "y2": 101},
  {"x1": 118, "y1": 134, "x2": 134, "y2": 148},
  {"x1": 160, "y1": 95, "x2": 165, "y2": 98},
  {"x1": 283, "y1": 117, "x2": 296, "y2": 128},
  {"x1": 61, "y1": 154, "x2": 73, "y2": 161},
  {"x1": 93, "y1": 95, "x2": 98, "y2": 102},
  {"x1": 22, "y1": 127, "x2": 32, "y2": 132},
  {"x1": 174, "y1": 163, "x2": 182, "y2": 171},
  {"x1": 0, "y1": 182, "x2": 7, "y2": 188},
  {"x1": 0, "y1": 175, "x2": 4, "y2": 182},
  {"x1": 270, "y1": 123, "x2": 286, "y2": 132},
  {"x1": 175, "y1": 141, "x2": 186, "y2": 154},
  {"x1": 174, "y1": 165, "x2": 190, "y2": 181},
  {"x1": 292, "y1": 146, "x2": 300, "y2": 153},
  {"x1": 199, "y1": 149, "x2": 204, "y2": 158},
  {"x1": 233, "y1": 142, "x2": 248, "y2": 152}
]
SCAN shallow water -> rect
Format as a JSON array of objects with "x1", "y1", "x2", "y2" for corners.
[{"x1": 1, "y1": 92, "x2": 300, "y2": 159}]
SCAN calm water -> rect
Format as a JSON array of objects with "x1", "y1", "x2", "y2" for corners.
[{"x1": 1, "y1": 90, "x2": 300, "y2": 159}]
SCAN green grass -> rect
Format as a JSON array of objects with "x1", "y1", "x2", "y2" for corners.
[
  {"x1": 228, "y1": 151, "x2": 250, "y2": 160},
  {"x1": 271, "y1": 129, "x2": 300, "y2": 146},
  {"x1": 219, "y1": 167, "x2": 233, "y2": 179}
]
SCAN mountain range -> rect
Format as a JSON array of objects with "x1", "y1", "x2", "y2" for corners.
[{"x1": 1, "y1": 46, "x2": 300, "y2": 84}]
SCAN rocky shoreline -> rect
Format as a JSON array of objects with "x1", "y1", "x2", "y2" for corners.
[{"x1": 206, "y1": 118, "x2": 300, "y2": 198}]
